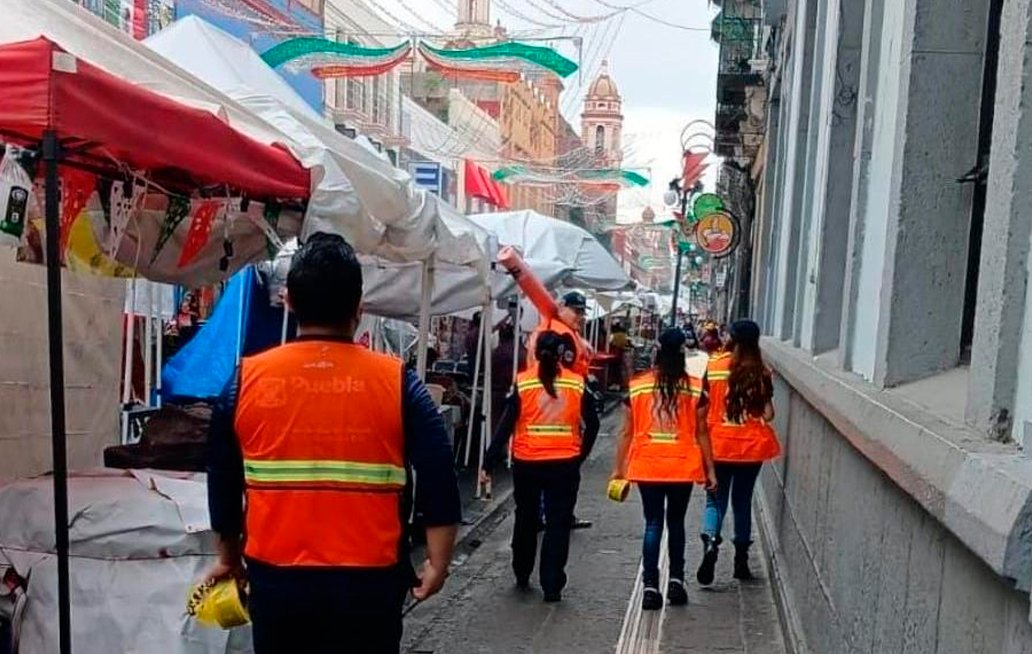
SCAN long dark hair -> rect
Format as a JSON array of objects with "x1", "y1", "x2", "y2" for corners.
[
  {"x1": 654, "y1": 328, "x2": 688, "y2": 419},
  {"x1": 535, "y1": 331, "x2": 564, "y2": 398},
  {"x1": 725, "y1": 320, "x2": 771, "y2": 423}
]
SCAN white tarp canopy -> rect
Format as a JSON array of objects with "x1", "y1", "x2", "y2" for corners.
[
  {"x1": 473, "y1": 210, "x2": 631, "y2": 296},
  {"x1": 0, "y1": 471, "x2": 251, "y2": 653},
  {"x1": 145, "y1": 16, "x2": 484, "y2": 269}
]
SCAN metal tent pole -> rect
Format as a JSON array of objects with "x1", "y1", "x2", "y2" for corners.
[
  {"x1": 415, "y1": 257, "x2": 435, "y2": 380},
  {"x1": 144, "y1": 283, "x2": 153, "y2": 406},
  {"x1": 463, "y1": 303, "x2": 488, "y2": 468},
  {"x1": 120, "y1": 279, "x2": 136, "y2": 444},
  {"x1": 43, "y1": 130, "x2": 72, "y2": 654},
  {"x1": 477, "y1": 302, "x2": 493, "y2": 498}
]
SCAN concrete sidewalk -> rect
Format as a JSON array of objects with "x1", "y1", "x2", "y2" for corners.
[{"x1": 402, "y1": 418, "x2": 787, "y2": 653}]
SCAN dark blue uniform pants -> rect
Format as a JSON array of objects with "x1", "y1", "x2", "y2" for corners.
[
  {"x1": 247, "y1": 560, "x2": 411, "y2": 654},
  {"x1": 512, "y1": 459, "x2": 580, "y2": 594}
]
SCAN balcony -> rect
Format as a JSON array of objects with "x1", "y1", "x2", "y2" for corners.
[{"x1": 713, "y1": 8, "x2": 764, "y2": 159}]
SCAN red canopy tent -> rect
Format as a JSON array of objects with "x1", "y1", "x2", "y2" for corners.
[
  {"x1": 0, "y1": 37, "x2": 311, "y2": 654},
  {"x1": 0, "y1": 37, "x2": 310, "y2": 197}
]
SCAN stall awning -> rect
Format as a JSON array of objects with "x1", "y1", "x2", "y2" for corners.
[{"x1": 0, "y1": 36, "x2": 310, "y2": 199}]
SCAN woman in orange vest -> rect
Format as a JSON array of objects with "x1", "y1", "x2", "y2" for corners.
[
  {"x1": 481, "y1": 331, "x2": 599, "y2": 603},
  {"x1": 612, "y1": 328, "x2": 717, "y2": 611},
  {"x1": 696, "y1": 320, "x2": 780, "y2": 585}
]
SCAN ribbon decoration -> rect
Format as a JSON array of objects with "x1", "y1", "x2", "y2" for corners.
[
  {"x1": 151, "y1": 195, "x2": 191, "y2": 265},
  {"x1": 418, "y1": 41, "x2": 579, "y2": 80},
  {"x1": 58, "y1": 168, "x2": 97, "y2": 258},
  {"x1": 261, "y1": 38, "x2": 412, "y2": 77},
  {"x1": 177, "y1": 199, "x2": 223, "y2": 268}
]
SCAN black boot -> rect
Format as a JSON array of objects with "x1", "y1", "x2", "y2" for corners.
[
  {"x1": 696, "y1": 534, "x2": 721, "y2": 586},
  {"x1": 733, "y1": 541, "x2": 755, "y2": 581}
]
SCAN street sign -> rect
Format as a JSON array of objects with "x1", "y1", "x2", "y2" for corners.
[{"x1": 409, "y1": 161, "x2": 442, "y2": 196}]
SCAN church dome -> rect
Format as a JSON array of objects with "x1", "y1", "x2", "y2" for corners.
[{"x1": 588, "y1": 60, "x2": 620, "y2": 100}]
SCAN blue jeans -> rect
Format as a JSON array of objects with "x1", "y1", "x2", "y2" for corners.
[
  {"x1": 639, "y1": 483, "x2": 693, "y2": 588},
  {"x1": 702, "y1": 462, "x2": 762, "y2": 544}
]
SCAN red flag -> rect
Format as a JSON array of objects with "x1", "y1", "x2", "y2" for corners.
[
  {"x1": 177, "y1": 200, "x2": 221, "y2": 268},
  {"x1": 58, "y1": 168, "x2": 96, "y2": 257}
]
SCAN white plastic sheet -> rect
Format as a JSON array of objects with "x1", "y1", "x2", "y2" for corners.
[{"x1": 0, "y1": 471, "x2": 251, "y2": 653}]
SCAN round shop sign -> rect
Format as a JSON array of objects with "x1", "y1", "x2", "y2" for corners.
[{"x1": 693, "y1": 210, "x2": 740, "y2": 258}]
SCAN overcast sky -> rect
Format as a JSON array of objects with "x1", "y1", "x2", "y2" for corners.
[{"x1": 375, "y1": 0, "x2": 720, "y2": 223}]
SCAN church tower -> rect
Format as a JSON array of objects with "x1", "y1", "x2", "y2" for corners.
[
  {"x1": 580, "y1": 60, "x2": 623, "y2": 168},
  {"x1": 456, "y1": 0, "x2": 493, "y2": 39}
]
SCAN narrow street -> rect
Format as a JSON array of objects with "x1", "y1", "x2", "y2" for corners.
[{"x1": 402, "y1": 416, "x2": 786, "y2": 654}]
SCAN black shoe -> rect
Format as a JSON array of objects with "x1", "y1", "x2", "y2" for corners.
[
  {"x1": 571, "y1": 517, "x2": 593, "y2": 530},
  {"x1": 696, "y1": 534, "x2": 721, "y2": 586},
  {"x1": 641, "y1": 587, "x2": 663, "y2": 611},
  {"x1": 733, "y1": 541, "x2": 755, "y2": 581},
  {"x1": 543, "y1": 590, "x2": 562, "y2": 603},
  {"x1": 516, "y1": 577, "x2": 531, "y2": 590},
  {"x1": 667, "y1": 579, "x2": 688, "y2": 606}
]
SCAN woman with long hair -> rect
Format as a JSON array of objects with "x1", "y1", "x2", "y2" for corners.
[
  {"x1": 481, "y1": 331, "x2": 599, "y2": 603},
  {"x1": 696, "y1": 320, "x2": 780, "y2": 585},
  {"x1": 613, "y1": 328, "x2": 717, "y2": 611}
]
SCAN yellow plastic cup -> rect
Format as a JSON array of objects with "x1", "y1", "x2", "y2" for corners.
[
  {"x1": 607, "y1": 478, "x2": 631, "y2": 502},
  {"x1": 187, "y1": 578, "x2": 250, "y2": 629}
]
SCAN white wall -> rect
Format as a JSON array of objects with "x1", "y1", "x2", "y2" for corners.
[
  {"x1": 849, "y1": 0, "x2": 907, "y2": 380},
  {"x1": 798, "y1": 0, "x2": 840, "y2": 351}
]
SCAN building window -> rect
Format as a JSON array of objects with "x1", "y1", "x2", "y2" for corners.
[
  {"x1": 595, "y1": 125, "x2": 606, "y2": 155},
  {"x1": 372, "y1": 75, "x2": 383, "y2": 125}
]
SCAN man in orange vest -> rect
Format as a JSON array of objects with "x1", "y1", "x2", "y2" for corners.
[
  {"x1": 205, "y1": 234, "x2": 460, "y2": 654},
  {"x1": 525, "y1": 291, "x2": 592, "y2": 376}
]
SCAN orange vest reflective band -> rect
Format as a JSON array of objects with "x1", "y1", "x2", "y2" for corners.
[
  {"x1": 705, "y1": 353, "x2": 732, "y2": 428},
  {"x1": 527, "y1": 318, "x2": 591, "y2": 377},
  {"x1": 512, "y1": 366, "x2": 584, "y2": 462},
  {"x1": 705, "y1": 354, "x2": 780, "y2": 462},
  {"x1": 235, "y1": 342, "x2": 406, "y2": 568},
  {"x1": 625, "y1": 371, "x2": 707, "y2": 483}
]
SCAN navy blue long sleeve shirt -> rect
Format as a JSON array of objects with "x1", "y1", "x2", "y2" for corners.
[{"x1": 207, "y1": 358, "x2": 462, "y2": 544}]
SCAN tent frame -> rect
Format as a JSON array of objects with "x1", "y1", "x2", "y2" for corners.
[{"x1": 42, "y1": 130, "x2": 73, "y2": 654}]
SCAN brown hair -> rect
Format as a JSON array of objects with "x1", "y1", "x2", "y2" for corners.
[{"x1": 725, "y1": 321, "x2": 772, "y2": 423}]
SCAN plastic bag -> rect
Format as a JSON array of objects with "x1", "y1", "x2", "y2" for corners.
[{"x1": 0, "y1": 146, "x2": 32, "y2": 248}]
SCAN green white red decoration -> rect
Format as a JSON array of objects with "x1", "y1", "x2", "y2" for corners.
[
  {"x1": 419, "y1": 42, "x2": 578, "y2": 80},
  {"x1": 491, "y1": 165, "x2": 649, "y2": 188},
  {"x1": 58, "y1": 168, "x2": 96, "y2": 257},
  {"x1": 260, "y1": 38, "x2": 577, "y2": 81},
  {"x1": 177, "y1": 199, "x2": 222, "y2": 268},
  {"x1": 151, "y1": 194, "x2": 190, "y2": 264},
  {"x1": 261, "y1": 38, "x2": 411, "y2": 78}
]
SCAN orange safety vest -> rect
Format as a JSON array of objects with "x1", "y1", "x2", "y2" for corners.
[
  {"x1": 526, "y1": 318, "x2": 591, "y2": 377},
  {"x1": 235, "y1": 341, "x2": 406, "y2": 568},
  {"x1": 512, "y1": 365, "x2": 585, "y2": 463},
  {"x1": 626, "y1": 371, "x2": 707, "y2": 483},
  {"x1": 705, "y1": 354, "x2": 780, "y2": 463}
]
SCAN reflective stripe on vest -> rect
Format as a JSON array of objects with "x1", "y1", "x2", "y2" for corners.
[
  {"x1": 243, "y1": 459, "x2": 407, "y2": 488},
  {"x1": 235, "y1": 341, "x2": 406, "y2": 568},
  {"x1": 625, "y1": 371, "x2": 706, "y2": 483},
  {"x1": 512, "y1": 365, "x2": 584, "y2": 462}
]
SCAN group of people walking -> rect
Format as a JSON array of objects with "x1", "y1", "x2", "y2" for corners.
[
  {"x1": 203, "y1": 233, "x2": 780, "y2": 653},
  {"x1": 482, "y1": 297, "x2": 781, "y2": 610}
]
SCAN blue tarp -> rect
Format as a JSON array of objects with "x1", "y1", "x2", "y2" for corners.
[{"x1": 161, "y1": 266, "x2": 295, "y2": 402}]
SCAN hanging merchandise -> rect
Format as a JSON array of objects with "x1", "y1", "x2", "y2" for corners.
[
  {"x1": 0, "y1": 146, "x2": 32, "y2": 248},
  {"x1": 150, "y1": 194, "x2": 191, "y2": 264},
  {"x1": 259, "y1": 201, "x2": 282, "y2": 259},
  {"x1": 418, "y1": 41, "x2": 579, "y2": 81},
  {"x1": 58, "y1": 168, "x2": 97, "y2": 258},
  {"x1": 260, "y1": 38, "x2": 412, "y2": 78},
  {"x1": 177, "y1": 199, "x2": 223, "y2": 268}
]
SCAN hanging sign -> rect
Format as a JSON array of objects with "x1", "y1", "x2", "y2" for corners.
[
  {"x1": 693, "y1": 210, "x2": 740, "y2": 258},
  {"x1": 409, "y1": 161, "x2": 442, "y2": 196}
]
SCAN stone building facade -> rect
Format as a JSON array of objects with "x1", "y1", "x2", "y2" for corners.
[{"x1": 740, "y1": 0, "x2": 1032, "y2": 651}]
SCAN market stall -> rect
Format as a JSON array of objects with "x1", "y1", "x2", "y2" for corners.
[{"x1": 0, "y1": 1, "x2": 323, "y2": 648}]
